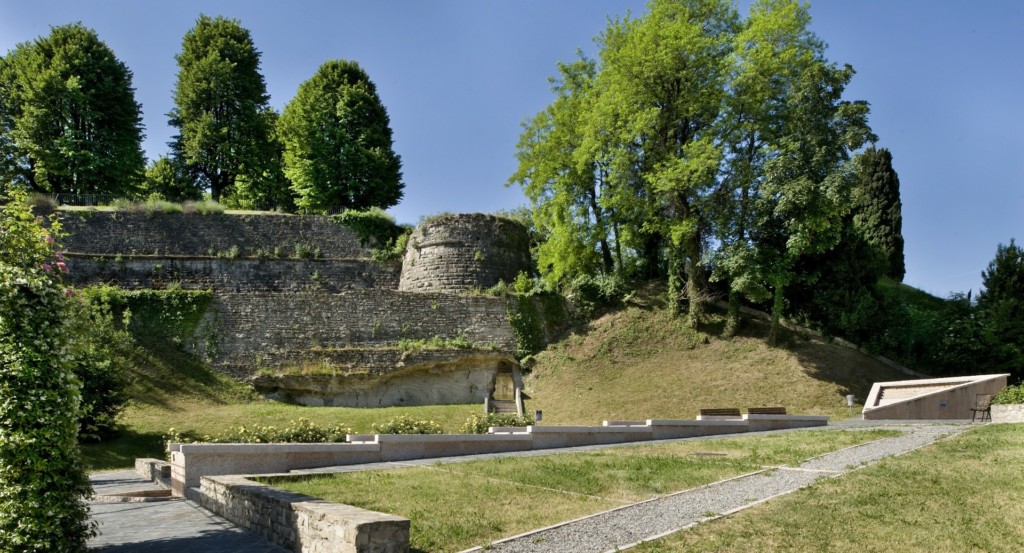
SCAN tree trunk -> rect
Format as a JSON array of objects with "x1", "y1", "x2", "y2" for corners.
[
  {"x1": 724, "y1": 288, "x2": 741, "y2": 337},
  {"x1": 768, "y1": 280, "x2": 785, "y2": 346}
]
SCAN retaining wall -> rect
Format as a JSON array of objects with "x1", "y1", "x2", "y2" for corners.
[
  {"x1": 991, "y1": 404, "x2": 1024, "y2": 423},
  {"x1": 190, "y1": 290, "x2": 516, "y2": 378},
  {"x1": 65, "y1": 255, "x2": 400, "y2": 292},
  {"x1": 58, "y1": 211, "x2": 369, "y2": 258},
  {"x1": 199, "y1": 475, "x2": 409, "y2": 553},
  {"x1": 170, "y1": 415, "x2": 829, "y2": 496}
]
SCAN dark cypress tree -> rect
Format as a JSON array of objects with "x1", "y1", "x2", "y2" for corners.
[
  {"x1": 853, "y1": 146, "x2": 905, "y2": 281},
  {"x1": 976, "y1": 239, "x2": 1024, "y2": 379}
]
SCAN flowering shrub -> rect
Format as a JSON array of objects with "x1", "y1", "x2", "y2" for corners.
[
  {"x1": 460, "y1": 413, "x2": 534, "y2": 434},
  {"x1": 165, "y1": 418, "x2": 351, "y2": 445},
  {"x1": 0, "y1": 190, "x2": 95, "y2": 549},
  {"x1": 371, "y1": 415, "x2": 444, "y2": 435}
]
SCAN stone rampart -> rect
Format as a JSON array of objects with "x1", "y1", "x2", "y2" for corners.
[
  {"x1": 991, "y1": 404, "x2": 1024, "y2": 423},
  {"x1": 58, "y1": 211, "x2": 368, "y2": 259},
  {"x1": 399, "y1": 213, "x2": 530, "y2": 293},
  {"x1": 65, "y1": 254, "x2": 400, "y2": 292},
  {"x1": 189, "y1": 290, "x2": 516, "y2": 378}
]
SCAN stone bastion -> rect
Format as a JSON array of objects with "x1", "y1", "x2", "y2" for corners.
[
  {"x1": 399, "y1": 213, "x2": 531, "y2": 293},
  {"x1": 58, "y1": 210, "x2": 539, "y2": 408}
]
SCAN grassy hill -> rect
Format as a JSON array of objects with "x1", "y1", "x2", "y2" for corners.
[
  {"x1": 523, "y1": 287, "x2": 915, "y2": 424},
  {"x1": 84, "y1": 284, "x2": 922, "y2": 469}
]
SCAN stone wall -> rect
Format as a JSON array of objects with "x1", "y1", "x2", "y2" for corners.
[
  {"x1": 58, "y1": 211, "x2": 369, "y2": 259},
  {"x1": 399, "y1": 213, "x2": 530, "y2": 293},
  {"x1": 189, "y1": 290, "x2": 516, "y2": 378},
  {"x1": 65, "y1": 255, "x2": 400, "y2": 292},
  {"x1": 991, "y1": 404, "x2": 1024, "y2": 423},
  {"x1": 199, "y1": 474, "x2": 410, "y2": 553}
]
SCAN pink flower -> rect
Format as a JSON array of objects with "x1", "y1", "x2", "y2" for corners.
[
  {"x1": 44, "y1": 234, "x2": 55, "y2": 244},
  {"x1": 56, "y1": 261, "x2": 68, "y2": 273},
  {"x1": 56, "y1": 251, "x2": 64, "y2": 261},
  {"x1": 42, "y1": 263, "x2": 53, "y2": 274},
  {"x1": 65, "y1": 288, "x2": 75, "y2": 298}
]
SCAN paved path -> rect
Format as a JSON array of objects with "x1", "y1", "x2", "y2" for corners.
[
  {"x1": 87, "y1": 420, "x2": 971, "y2": 552},
  {"x1": 89, "y1": 471, "x2": 288, "y2": 552}
]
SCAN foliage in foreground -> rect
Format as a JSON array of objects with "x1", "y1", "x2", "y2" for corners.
[
  {"x1": 0, "y1": 191, "x2": 94, "y2": 550},
  {"x1": 993, "y1": 383, "x2": 1024, "y2": 405},
  {"x1": 460, "y1": 413, "x2": 534, "y2": 434},
  {"x1": 165, "y1": 418, "x2": 352, "y2": 445},
  {"x1": 371, "y1": 415, "x2": 444, "y2": 435}
]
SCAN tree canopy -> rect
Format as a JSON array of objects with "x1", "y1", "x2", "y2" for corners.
[
  {"x1": 0, "y1": 23, "x2": 145, "y2": 196},
  {"x1": 509, "y1": 0, "x2": 874, "y2": 339},
  {"x1": 278, "y1": 59, "x2": 403, "y2": 213},
  {"x1": 853, "y1": 146, "x2": 905, "y2": 281},
  {"x1": 169, "y1": 14, "x2": 276, "y2": 202}
]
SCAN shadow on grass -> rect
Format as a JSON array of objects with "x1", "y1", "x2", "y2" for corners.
[{"x1": 81, "y1": 428, "x2": 165, "y2": 471}]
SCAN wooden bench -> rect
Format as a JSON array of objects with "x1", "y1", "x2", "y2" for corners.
[
  {"x1": 747, "y1": 407, "x2": 787, "y2": 415},
  {"x1": 699, "y1": 408, "x2": 742, "y2": 418}
]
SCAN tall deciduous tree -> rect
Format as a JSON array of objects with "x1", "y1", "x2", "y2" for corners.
[
  {"x1": 169, "y1": 15, "x2": 274, "y2": 202},
  {"x1": 142, "y1": 154, "x2": 202, "y2": 201},
  {"x1": 0, "y1": 23, "x2": 145, "y2": 195},
  {"x1": 278, "y1": 59, "x2": 403, "y2": 213},
  {"x1": 853, "y1": 146, "x2": 905, "y2": 281}
]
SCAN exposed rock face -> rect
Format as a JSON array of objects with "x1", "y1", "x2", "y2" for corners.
[
  {"x1": 399, "y1": 213, "x2": 530, "y2": 293},
  {"x1": 251, "y1": 351, "x2": 520, "y2": 407}
]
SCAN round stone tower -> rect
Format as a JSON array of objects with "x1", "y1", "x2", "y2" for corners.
[{"x1": 398, "y1": 213, "x2": 531, "y2": 293}]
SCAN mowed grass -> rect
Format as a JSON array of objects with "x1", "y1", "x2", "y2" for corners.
[
  {"x1": 80, "y1": 341, "x2": 479, "y2": 470},
  {"x1": 525, "y1": 296, "x2": 912, "y2": 425},
  {"x1": 266, "y1": 429, "x2": 897, "y2": 552},
  {"x1": 637, "y1": 423, "x2": 1024, "y2": 553}
]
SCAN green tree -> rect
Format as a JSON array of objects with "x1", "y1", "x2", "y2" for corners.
[
  {"x1": 582, "y1": 0, "x2": 738, "y2": 325},
  {"x1": 0, "y1": 190, "x2": 94, "y2": 550},
  {"x1": 142, "y1": 154, "x2": 202, "y2": 201},
  {"x1": 0, "y1": 23, "x2": 145, "y2": 195},
  {"x1": 279, "y1": 59, "x2": 403, "y2": 213},
  {"x1": 509, "y1": 55, "x2": 621, "y2": 285},
  {"x1": 169, "y1": 14, "x2": 275, "y2": 202},
  {"x1": 228, "y1": 108, "x2": 295, "y2": 211},
  {"x1": 853, "y1": 146, "x2": 905, "y2": 280},
  {"x1": 976, "y1": 239, "x2": 1024, "y2": 378}
]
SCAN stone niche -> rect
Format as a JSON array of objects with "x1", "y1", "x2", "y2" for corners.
[
  {"x1": 250, "y1": 351, "x2": 520, "y2": 407},
  {"x1": 399, "y1": 213, "x2": 530, "y2": 293}
]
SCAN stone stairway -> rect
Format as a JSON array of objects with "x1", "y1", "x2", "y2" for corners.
[{"x1": 490, "y1": 399, "x2": 519, "y2": 415}]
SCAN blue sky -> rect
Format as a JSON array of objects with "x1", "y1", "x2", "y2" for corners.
[{"x1": 1, "y1": 1, "x2": 1021, "y2": 298}]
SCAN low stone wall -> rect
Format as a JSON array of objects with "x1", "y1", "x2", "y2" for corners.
[
  {"x1": 65, "y1": 255, "x2": 400, "y2": 292},
  {"x1": 991, "y1": 404, "x2": 1024, "y2": 423},
  {"x1": 170, "y1": 416, "x2": 829, "y2": 497},
  {"x1": 199, "y1": 474, "x2": 409, "y2": 553},
  {"x1": 59, "y1": 211, "x2": 369, "y2": 259}
]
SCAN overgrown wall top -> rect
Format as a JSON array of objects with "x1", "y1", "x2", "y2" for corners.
[
  {"x1": 57, "y1": 211, "x2": 369, "y2": 258},
  {"x1": 399, "y1": 213, "x2": 531, "y2": 293}
]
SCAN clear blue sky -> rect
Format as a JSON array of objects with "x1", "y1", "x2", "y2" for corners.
[{"x1": 1, "y1": 1, "x2": 1021, "y2": 298}]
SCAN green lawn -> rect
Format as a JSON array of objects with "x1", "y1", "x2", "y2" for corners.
[
  {"x1": 265, "y1": 429, "x2": 897, "y2": 553},
  {"x1": 637, "y1": 423, "x2": 1024, "y2": 552}
]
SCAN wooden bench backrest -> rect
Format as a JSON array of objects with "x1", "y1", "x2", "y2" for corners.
[
  {"x1": 747, "y1": 406, "x2": 787, "y2": 415},
  {"x1": 699, "y1": 408, "x2": 742, "y2": 417}
]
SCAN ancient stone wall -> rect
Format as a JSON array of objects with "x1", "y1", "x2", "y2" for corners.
[
  {"x1": 58, "y1": 211, "x2": 369, "y2": 258},
  {"x1": 189, "y1": 290, "x2": 516, "y2": 378},
  {"x1": 65, "y1": 255, "x2": 400, "y2": 292},
  {"x1": 399, "y1": 213, "x2": 530, "y2": 293}
]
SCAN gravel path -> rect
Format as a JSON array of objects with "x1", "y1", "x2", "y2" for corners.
[{"x1": 467, "y1": 422, "x2": 970, "y2": 553}]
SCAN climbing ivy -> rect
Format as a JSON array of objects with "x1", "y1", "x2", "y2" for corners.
[{"x1": 77, "y1": 285, "x2": 213, "y2": 345}]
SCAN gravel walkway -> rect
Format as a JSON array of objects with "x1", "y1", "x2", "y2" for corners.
[{"x1": 465, "y1": 422, "x2": 970, "y2": 553}]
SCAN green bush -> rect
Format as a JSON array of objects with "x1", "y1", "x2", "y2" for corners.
[
  {"x1": 565, "y1": 272, "x2": 628, "y2": 318},
  {"x1": 0, "y1": 190, "x2": 95, "y2": 549},
  {"x1": 993, "y1": 384, "x2": 1024, "y2": 405},
  {"x1": 166, "y1": 418, "x2": 351, "y2": 444},
  {"x1": 372, "y1": 415, "x2": 444, "y2": 435},
  {"x1": 460, "y1": 413, "x2": 533, "y2": 434},
  {"x1": 68, "y1": 295, "x2": 132, "y2": 442}
]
